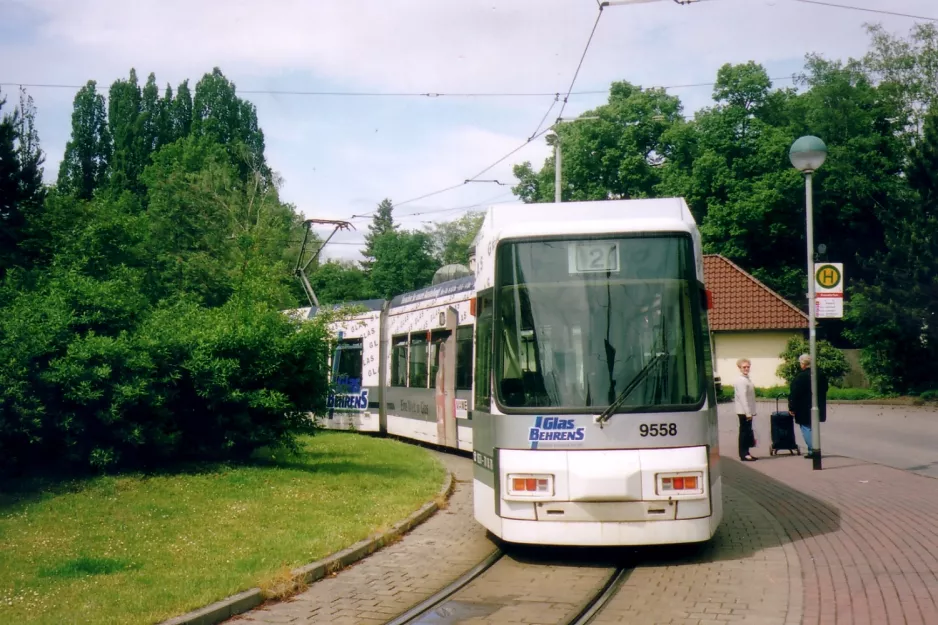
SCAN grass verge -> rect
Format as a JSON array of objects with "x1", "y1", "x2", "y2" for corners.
[{"x1": 0, "y1": 431, "x2": 446, "y2": 625}]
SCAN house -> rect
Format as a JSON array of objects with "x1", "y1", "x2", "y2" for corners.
[{"x1": 703, "y1": 254, "x2": 808, "y2": 388}]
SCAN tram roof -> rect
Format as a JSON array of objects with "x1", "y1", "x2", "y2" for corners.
[
  {"x1": 480, "y1": 197, "x2": 697, "y2": 240},
  {"x1": 389, "y1": 274, "x2": 475, "y2": 309},
  {"x1": 306, "y1": 298, "x2": 386, "y2": 319}
]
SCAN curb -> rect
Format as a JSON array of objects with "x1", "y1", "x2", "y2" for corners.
[{"x1": 158, "y1": 468, "x2": 455, "y2": 625}]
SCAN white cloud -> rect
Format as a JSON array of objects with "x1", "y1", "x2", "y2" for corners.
[
  {"x1": 6, "y1": 0, "x2": 935, "y2": 262},
  {"x1": 12, "y1": 0, "x2": 936, "y2": 93}
]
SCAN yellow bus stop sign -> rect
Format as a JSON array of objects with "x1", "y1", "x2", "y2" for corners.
[{"x1": 815, "y1": 264, "x2": 841, "y2": 290}]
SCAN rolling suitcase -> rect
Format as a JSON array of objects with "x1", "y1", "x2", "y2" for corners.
[{"x1": 769, "y1": 395, "x2": 800, "y2": 456}]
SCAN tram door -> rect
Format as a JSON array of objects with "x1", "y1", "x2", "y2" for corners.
[{"x1": 430, "y1": 307, "x2": 459, "y2": 448}]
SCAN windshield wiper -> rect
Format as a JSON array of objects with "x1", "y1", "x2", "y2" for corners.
[{"x1": 595, "y1": 352, "x2": 668, "y2": 428}]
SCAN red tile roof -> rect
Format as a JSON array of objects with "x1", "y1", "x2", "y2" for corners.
[{"x1": 703, "y1": 255, "x2": 808, "y2": 331}]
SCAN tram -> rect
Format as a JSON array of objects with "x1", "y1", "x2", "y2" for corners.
[{"x1": 303, "y1": 198, "x2": 722, "y2": 546}]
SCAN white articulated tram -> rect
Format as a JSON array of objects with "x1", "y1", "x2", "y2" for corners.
[{"x1": 303, "y1": 198, "x2": 723, "y2": 546}]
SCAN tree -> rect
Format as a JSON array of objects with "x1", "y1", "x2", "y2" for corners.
[
  {"x1": 57, "y1": 81, "x2": 111, "y2": 199},
  {"x1": 107, "y1": 69, "x2": 144, "y2": 195},
  {"x1": 172, "y1": 79, "x2": 193, "y2": 141},
  {"x1": 512, "y1": 81, "x2": 685, "y2": 203},
  {"x1": 0, "y1": 89, "x2": 44, "y2": 277},
  {"x1": 369, "y1": 230, "x2": 440, "y2": 298},
  {"x1": 776, "y1": 336, "x2": 849, "y2": 386},
  {"x1": 309, "y1": 260, "x2": 375, "y2": 304},
  {"x1": 361, "y1": 198, "x2": 397, "y2": 272},
  {"x1": 845, "y1": 103, "x2": 938, "y2": 393},
  {"x1": 425, "y1": 211, "x2": 484, "y2": 266},
  {"x1": 139, "y1": 73, "x2": 161, "y2": 157},
  {"x1": 863, "y1": 23, "x2": 938, "y2": 139},
  {"x1": 191, "y1": 68, "x2": 267, "y2": 182}
]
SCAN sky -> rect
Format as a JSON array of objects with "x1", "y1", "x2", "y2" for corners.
[{"x1": 1, "y1": 0, "x2": 935, "y2": 262}]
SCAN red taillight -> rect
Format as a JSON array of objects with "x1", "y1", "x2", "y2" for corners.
[
  {"x1": 507, "y1": 474, "x2": 552, "y2": 495},
  {"x1": 658, "y1": 472, "x2": 703, "y2": 495}
]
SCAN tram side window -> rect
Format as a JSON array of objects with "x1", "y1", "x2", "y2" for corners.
[
  {"x1": 409, "y1": 335, "x2": 429, "y2": 388},
  {"x1": 455, "y1": 326, "x2": 473, "y2": 391},
  {"x1": 391, "y1": 336, "x2": 408, "y2": 387},
  {"x1": 333, "y1": 338, "x2": 363, "y2": 383},
  {"x1": 428, "y1": 330, "x2": 451, "y2": 388},
  {"x1": 474, "y1": 293, "x2": 494, "y2": 411}
]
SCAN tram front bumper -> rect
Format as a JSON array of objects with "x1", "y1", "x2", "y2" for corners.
[{"x1": 497, "y1": 446, "x2": 711, "y2": 522}]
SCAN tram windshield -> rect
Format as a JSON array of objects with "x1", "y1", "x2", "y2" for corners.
[{"x1": 494, "y1": 235, "x2": 704, "y2": 413}]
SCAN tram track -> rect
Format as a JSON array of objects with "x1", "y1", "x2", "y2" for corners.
[{"x1": 382, "y1": 546, "x2": 633, "y2": 625}]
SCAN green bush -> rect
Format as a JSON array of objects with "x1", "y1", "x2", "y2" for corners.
[
  {"x1": 0, "y1": 269, "x2": 331, "y2": 471},
  {"x1": 754, "y1": 386, "x2": 790, "y2": 399},
  {"x1": 718, "y1": 386, "x2": 735, "y2": 403},
  {"x1": 827, "y1": 387, "x2": 882, "y2": 401},
  {"x1": 776, "y1": 336, "x2": 850, "y2": 386}
]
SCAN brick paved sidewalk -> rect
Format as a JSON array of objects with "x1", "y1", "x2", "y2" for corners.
[{"x1": 723, "y1": 429, "x2": 938, "y2": 625}]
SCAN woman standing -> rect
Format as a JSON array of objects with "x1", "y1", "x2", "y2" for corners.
[{"x1": 734, "y1": 358, "x2": 758, "y2": 461}]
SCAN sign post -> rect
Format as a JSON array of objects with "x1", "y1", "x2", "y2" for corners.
[{"x1": 815, "y1": 263, "x2": 843, "y2": 319}]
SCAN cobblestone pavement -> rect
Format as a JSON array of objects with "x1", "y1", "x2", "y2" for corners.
[
  {"x1": 721, "y1": 419, "x2": 938, "y2": 625},
  {"x1": 590, "y1": 478, "x2": 801, "y2": 625},
  {"x1": 227, "y1": 423, "x2": 938, "y2": 625},
  {"x1": 227, "y1": 451, "x2": 495, "y2": 625}
]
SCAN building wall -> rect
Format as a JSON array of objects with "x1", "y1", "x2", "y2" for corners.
[{"x1": 713, "y1": 331, "x2": 801, "y2": 388}]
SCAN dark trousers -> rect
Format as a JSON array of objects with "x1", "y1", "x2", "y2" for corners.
[{"x1": 737, "y1": 414, "x2": 753, "y2": 459}]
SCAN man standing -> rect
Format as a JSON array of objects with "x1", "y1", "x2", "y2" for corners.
[{"x1": 789, "y1": 353, "x2": 828, "y2": 459}]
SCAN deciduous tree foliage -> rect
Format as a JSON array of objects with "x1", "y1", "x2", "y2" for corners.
[
  {"x1": 845, "y1": 102, "x2": 938, "y2": 393},
  {"x1": 57, "y1": 81, "x2": 111, "y2": 199},
  {"x1": 0, "y1": 88, "x2": 45, "y2": 278},
  {"x1": 369, "y1": 230, "x2": 440, "y2": 299},
  {"x1": 425, "y1": 211, "x2": 484, "y2": 267},
  {"x1": 0, "y1": 68, "x2": 330, "y2": 472},
  {"x1": 511, "y1": 24, "x2": 938, "y2": 393},
  {"x1": 361, "y1": 198, "x2": 397, "y2": 273}
]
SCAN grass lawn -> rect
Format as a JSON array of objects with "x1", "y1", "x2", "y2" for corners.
[{"x1": 0, "y1": 431, "x2": 446, "y2": 625}]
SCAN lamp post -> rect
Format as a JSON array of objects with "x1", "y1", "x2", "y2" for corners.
[
  {"x1": 789, "y1": 135, "x2": 827, "y2": 471},
  {"x1": 551, "y1": 116, "x2": 599, "y2": 203}
]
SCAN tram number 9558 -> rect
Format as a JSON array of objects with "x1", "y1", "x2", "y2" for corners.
[{"x1": 639, "y1": 423, "x2": 677, "y2": 437}]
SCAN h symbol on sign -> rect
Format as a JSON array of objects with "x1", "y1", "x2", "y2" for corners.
[{"x1": 821, "y1": 268, "x2": 836, "y2": 284}]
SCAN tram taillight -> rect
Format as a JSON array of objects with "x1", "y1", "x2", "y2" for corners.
[
  {"x1": 657, "y1": 472, "x2": 703, "y2": 495},
  {"x1": 507, "y1": 474, "x2": 553, "y2": 496}
]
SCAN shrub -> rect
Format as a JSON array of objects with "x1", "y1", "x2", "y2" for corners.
[
  {"x1": 776, "y1": 336, "x2": 850, "y2": 386},
  {"x1": 0, "y1": 272, "x2": 331, "y2": 471},
  {"x1": 827, "y1": 388, "x2": 882, "y2": 401}
]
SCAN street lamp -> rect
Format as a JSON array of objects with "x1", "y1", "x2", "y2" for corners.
[
  {"x1": 551, "y1": 116, "x2": 599, "y2": 203},
  {"x1": 790, "y1": 135, "x2": 827, "y2": 471}
]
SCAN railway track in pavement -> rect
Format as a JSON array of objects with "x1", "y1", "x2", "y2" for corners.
[{"x1": 383, "y1": 545, "x2": 634, "y2": 625}]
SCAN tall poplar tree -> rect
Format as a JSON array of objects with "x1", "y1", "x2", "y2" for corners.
[{"x1": 57, "y1": 81, "x2": 111, "y2": 199}]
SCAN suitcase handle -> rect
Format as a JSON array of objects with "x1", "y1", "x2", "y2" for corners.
[{"x1": 776, "y1": 393, "x2": 788, "y2": 412}]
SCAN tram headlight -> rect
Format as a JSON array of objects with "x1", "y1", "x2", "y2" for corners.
[
  {"x1": 506, "y1": 474, "x2": 553, "y2": 497},
  {"x1": 656, "y1": 472, "x2": 704, "y2": 496}
]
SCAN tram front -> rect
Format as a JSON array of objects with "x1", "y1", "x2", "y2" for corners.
[{"x1": 470, "y1": 199, "x2": 722, "y2": 546}]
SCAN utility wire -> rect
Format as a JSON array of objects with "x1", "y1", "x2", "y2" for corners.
[
  {"x1": 0, "y1": 76, "x2": 799, "y2": 99},
  {"x1": 529, "y1": 94, "x2": 560, "y2": 141},
  {"x1": 557, "y1": 6, "x2": 605, "y2": 122},
  {"x1": 788, "y1": 0, "x2": 938, "y2": 22}
]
